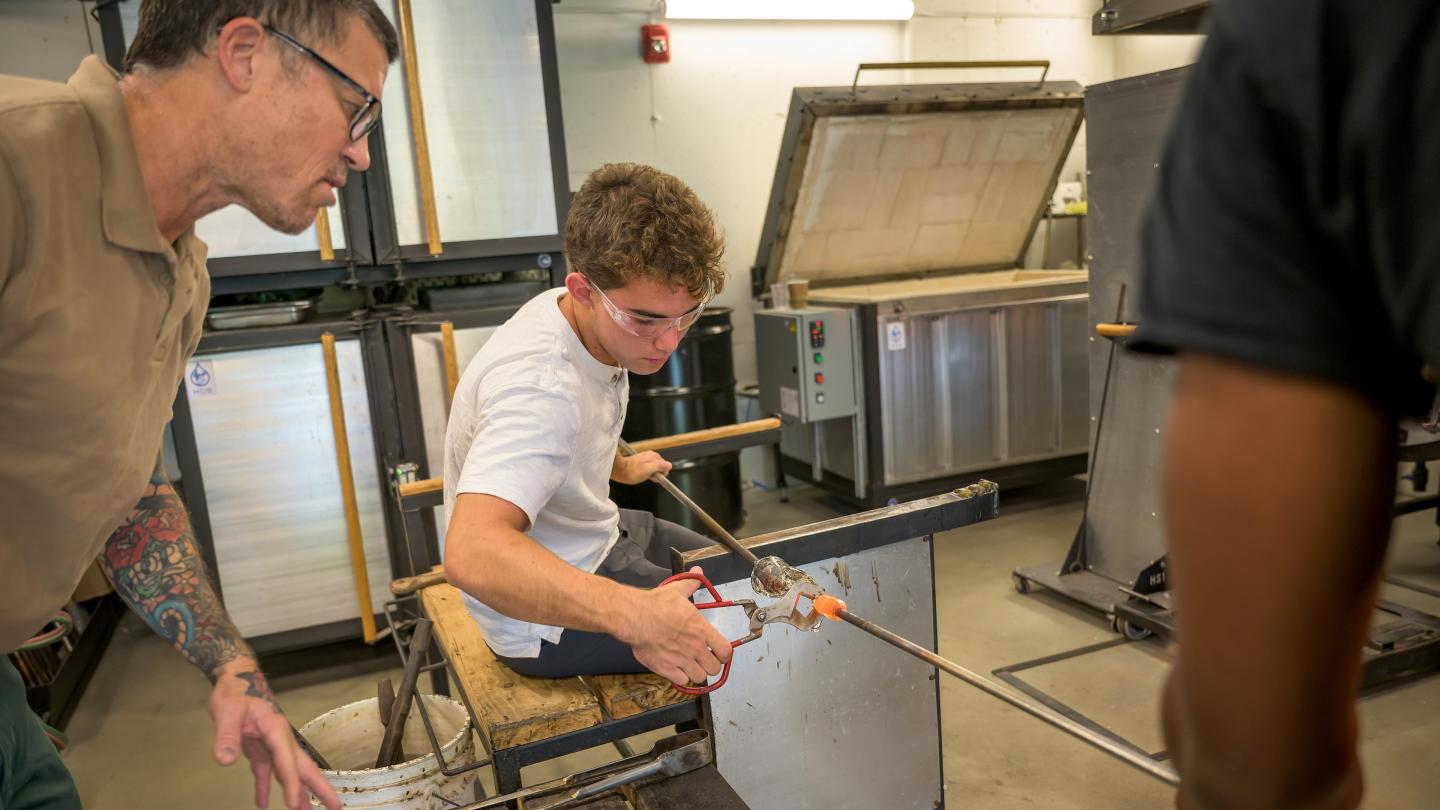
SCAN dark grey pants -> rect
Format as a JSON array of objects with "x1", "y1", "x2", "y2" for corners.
[
  {"x1": 495, "y1": 509, "x2": 714, "y2": 678},
  {"x1": 0, "y1": 657, "x2": 82, "y2": 810}
]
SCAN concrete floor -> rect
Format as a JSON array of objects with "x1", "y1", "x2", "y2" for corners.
[{"x1": 59, "y1": 477, "x2": 1440, "y2": 808}]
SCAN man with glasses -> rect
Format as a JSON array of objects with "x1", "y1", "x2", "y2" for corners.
[
  {"x1": 441, "y1": 163, "x2": 736, "y2": 685},
  {"x1": 0, "y1": 2, "x2": 396, "y2": 808}
]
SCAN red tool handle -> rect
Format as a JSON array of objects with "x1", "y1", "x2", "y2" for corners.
[{"x1": 658, "y1": 571, "x2": 742, "y2": 695}]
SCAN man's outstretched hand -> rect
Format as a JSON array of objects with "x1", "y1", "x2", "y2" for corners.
[{"x1": 209, "y1": 657, "x2": 341, "y2": 810}]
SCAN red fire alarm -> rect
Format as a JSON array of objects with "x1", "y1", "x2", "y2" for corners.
[{"x1": 641, "y1": 24, "x2": 669, "y2": 63}]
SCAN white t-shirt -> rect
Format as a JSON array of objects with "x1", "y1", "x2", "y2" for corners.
[{"x1": 443, "y1": 287, "x2": 629, "y2": 658}]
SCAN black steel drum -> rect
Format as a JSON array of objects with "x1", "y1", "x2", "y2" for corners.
[{"x1": 612, "y1": 307, "x2": 742, "y2": 533}]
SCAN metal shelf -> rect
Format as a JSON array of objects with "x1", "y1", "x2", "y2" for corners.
[
  {"x1": 1094, "y1": 0, "x2": 1211, "y2": 35},
  {"x1": 18, "y1": 594, "x2": 125, "y2": 731}
]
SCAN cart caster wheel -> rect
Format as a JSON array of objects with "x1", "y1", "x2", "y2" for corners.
[
  {"x1": 1119, "y1": 619, "x2": 1153, "y2": 642},
  {"x1": 1013, "y1": 574, "x2": 1030, "y2": 595}
]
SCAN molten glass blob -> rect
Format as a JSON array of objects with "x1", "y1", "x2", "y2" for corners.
[{"x1": 812, "y1": 594, "x2": 847, "y2": 621}]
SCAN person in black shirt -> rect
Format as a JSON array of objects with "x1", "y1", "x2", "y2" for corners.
[{"x1": 1135, "y1": 1, "x2": 1440, "y2": 807}]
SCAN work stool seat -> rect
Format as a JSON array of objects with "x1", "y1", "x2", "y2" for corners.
[{"x1": 417, "y1": 582, "x2": 700, "y2": 795}]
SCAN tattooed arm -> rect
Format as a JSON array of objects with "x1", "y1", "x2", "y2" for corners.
[
  {"x1": 100, "y1": 461, "x2": 252, "y2": 678},
  {"x1": 100, "y1": 460, "x2": 340, "y2": 810}
]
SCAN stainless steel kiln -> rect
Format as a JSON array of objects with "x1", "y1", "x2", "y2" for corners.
[{"x1": 753, "y1": 78, "x2": 1090, "y2": 506}]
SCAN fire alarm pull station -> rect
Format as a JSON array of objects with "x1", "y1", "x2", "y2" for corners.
[{"x1": 641, "y1": 24, "x2": 669, "y2": 63}]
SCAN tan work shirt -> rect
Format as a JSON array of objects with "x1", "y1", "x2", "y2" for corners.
[{"x1": 0, "y1": 56, "x2": 210, "y2": 653}]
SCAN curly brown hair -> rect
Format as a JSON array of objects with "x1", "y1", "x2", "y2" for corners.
[{"x1": 564, "y1": 163, "x2": 725, "y2": 300}]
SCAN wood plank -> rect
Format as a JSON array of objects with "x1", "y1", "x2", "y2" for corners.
[
  {"x1": 440, "y1": 320, "x2": 460, "y2": 406},
  {"x1": 585, "y1": 673, "x2": 694, "y2": 720},
  {"x1": 419, "y1": 584, "x2": 601, "y2": 750},
  {"x1": 390, "y1": 565, "x2": 445, "y2": 596},
  {"x1": 625, "y1": 766, "x2": 750, "y2": 810}
]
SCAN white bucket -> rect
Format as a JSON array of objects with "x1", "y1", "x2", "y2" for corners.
[{"x1": 300, "y1": 694, "x2": 477, "y2": 809}]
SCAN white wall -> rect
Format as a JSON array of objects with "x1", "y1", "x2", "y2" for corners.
[
  {"x1": 554, "y1": 0, "x2": 1204, "y2": 386},
  {"x1": 908, "y1": 0, "x2": 1108, "y2": 195},
  {"x1": 0, "y1": 0, "x2": 101, "y2": 82},
  {"x1": 1113, "y1": 32, "x2": 1206, "y2": 76},
  {"x1": 554, "y1": 1, "x2": 908, "y2": 384}
]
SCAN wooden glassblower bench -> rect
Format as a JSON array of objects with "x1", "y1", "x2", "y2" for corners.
[{"x1": 384, "y1": 420, "x2": 1000, "y2": 809}]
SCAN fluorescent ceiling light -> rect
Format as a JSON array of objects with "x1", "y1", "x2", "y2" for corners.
[{"x1": 664, "y1": 0, "x2": 915, "y2": 21}]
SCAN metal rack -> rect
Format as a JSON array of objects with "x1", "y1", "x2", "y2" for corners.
[
  {"x1": 380, "y1": 595, "x2": 705, "y2": 801},
  {"x1": 14, "y1": 595, "x2": 125, "y2": 731},
  {"x1": 381, "y1": 596, "x2": 484, "y2": 783},
  {"x1": 1014, "y1": 61, "x2": 1440, "y2": 691}
]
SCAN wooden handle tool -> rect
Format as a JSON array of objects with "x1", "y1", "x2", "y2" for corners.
[{"x1": 390, "y1": 566, "x2": 447, "y2": 596}]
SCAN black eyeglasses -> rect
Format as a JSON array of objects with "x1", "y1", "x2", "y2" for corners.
[{"x1": 264, "y1": 24, "x2": 382, "y2": 142}]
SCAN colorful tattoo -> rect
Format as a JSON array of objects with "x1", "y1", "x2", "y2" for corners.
[
  {"x1": 235, "y1": 669, "x2": 281, "y2": 714},
  {"x1": 100, "y1": 462, "x2": 254, "y2": 681}
]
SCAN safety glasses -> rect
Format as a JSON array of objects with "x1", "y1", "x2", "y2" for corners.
[
  {"x1": 586, "y1": 276, "x2": 707, "y2": 339},
  {"x1": 265, "y1": 24, "x2": 382, "y2": 142}
]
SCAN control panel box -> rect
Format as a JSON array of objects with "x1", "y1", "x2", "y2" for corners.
[{"x1": 756, "y1": 307, "x2": 857, "y2": 423}]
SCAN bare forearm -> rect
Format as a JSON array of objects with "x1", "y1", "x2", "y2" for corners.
[
  {"x1": 1162, "y1": 356, "x2": 1391, "y2": 809},
  {"x1": 100, "y1": 470, "x2": 255, "y2": 682},
  {"x1": 445, "y1": 526, "x2": 640, "y2": 640}
]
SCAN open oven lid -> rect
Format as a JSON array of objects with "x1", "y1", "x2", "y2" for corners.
[{"x1": 751, "y1": 78, "x2": 1085, "y2": 296}]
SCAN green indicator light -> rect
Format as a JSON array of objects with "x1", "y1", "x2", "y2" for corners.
[{"x1": 813, "y1": 353, "x2": 822, "y2": 364}]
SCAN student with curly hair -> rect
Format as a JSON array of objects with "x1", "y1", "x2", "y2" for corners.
[{"x1": 442, "y1": 163, "x2": 735, "y2": 685}]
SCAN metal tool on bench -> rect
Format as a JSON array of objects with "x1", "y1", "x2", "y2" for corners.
[
  {"x1": 458, "y1": 729, "x2": 712, "y2": 810},
  {"x1": 618, "y1": 438, "x2": 813, "y2": 598},
  {"x1": 658, "y1": 571, "x2": 824, "y2": 695}
]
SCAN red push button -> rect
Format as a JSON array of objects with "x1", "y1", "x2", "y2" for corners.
[{"x1": 814, "y1": 373, "x2": 824, "y2": 384}]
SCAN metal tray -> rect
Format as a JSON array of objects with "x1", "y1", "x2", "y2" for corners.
[{"x1": 205, "y1": 300, "x2": 315, "y2": 331}]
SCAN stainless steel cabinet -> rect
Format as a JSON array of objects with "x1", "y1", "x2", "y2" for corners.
[
  {"x1": 184, "y1": 339, "x2": 392, "y2": 638},
  {"x1": 408, "y1": 323, "x2": 499, "y2": 551},
  {"x1": 189, "y1": 205, "x2": 346, "y2": 263},
  {"x1": 876, "y1": 297, "x2": 1089, "y2": 486},
  {"x1": 376, "y1": 0, "x2": 570, "y2": 274},
  {"x1": 878, "y1": 308, "x2": 996, "y2": 481},
  {"x1": 377, "y1": 0, "x2": 559, "y2": 249},
  {"x1": 753, "y1": 78, "x2": 1091, "y2": 505}
]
